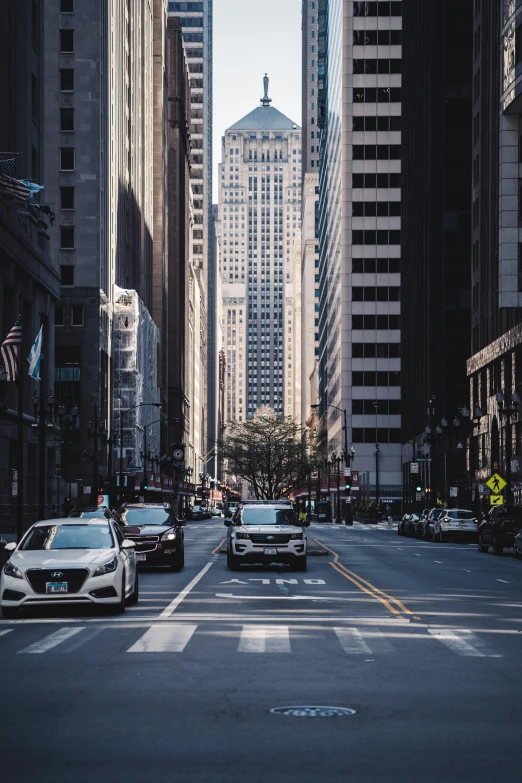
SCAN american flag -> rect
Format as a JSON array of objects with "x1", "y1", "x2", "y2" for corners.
[
  {"x1": 0, "y1": 173, "x2": 30, "y2": 202},
  {"x1": 0, "y1": 315, "x2": 22, "y2": 381},
  {"x1": 0, "y1": 158, "x2": 16, "y2": 177}
]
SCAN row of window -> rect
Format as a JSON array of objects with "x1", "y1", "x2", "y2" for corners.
[
  {"x1": 353, "y1": 173, "x2": 401, "y2": 189},
  {"x1": 352, "y1": 371, "x2": 401, "y2": 386},
  {"x1": 353, "y1": 202, "x2": 401, "y2": 217},
  {"x1": 353, "y1": 144, "x2": 401, "y2": 161},
  {"x1": 352, "y1": 286, "x2": 400, "y2": 301},
  {"x1": 352, "y1": 428, "x2": 402, "y2": 444},
  {"x1": 354, "y1": 59, "x2": 402, "y2": 74},
  {"x1": 353, "y1": 116, "x2": 401, "y2": 132},
  {"x1": 353, "y1": 230, "x2": 401, "y2": 246},
  {"x1": 352, "y1": 343, "x2": 400, "y2": 358},
  {"x1": 353, "y1": 30, "x2": 402, "y2": 46},
  {"x1": 352, "y1": 314, "x2": 400, "y2": 330},
  {"x1": 354, "y1": 2, "x2": 402, "y2": 17},
  {"x1": 352, "y1": 259, "x2": 400, "y2": 275},
  {"x1": 169, "y1": 2, "x2": 203, "y2": 11},
  {"x1": 55, "y1": 304, "x2": 84, "y2": 327},
  {"x1": 352, "y1": 399, "x2": 401, "y2": 415},
  {"x1": 353, "y1": 88, "x2": 401, "y2": 103}
]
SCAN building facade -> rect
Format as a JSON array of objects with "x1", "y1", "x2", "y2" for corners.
[
  {"x1": 467, "y1": 1, "x2": 522, "y2": 506},
  {"x1": 217, "y1": 77, "x2": 302, "y2": 419},
  {"x1": 43, "y1": 0, "x2": 162, "y2": 499},
  {"x1": 317, "y1": 0, "x2": 403, "y2": 508},
  {"x1": 168, "y1": 1, "x2": 215, "y2": 470}
]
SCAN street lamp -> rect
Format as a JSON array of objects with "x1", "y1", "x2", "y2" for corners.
[{"x1": 311, "y1": 403, "x2": 353, "y2": 524}]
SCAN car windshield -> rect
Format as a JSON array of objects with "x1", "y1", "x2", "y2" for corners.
[
  {"x1": 20, "y1": 524, "x2": 114, "y2": 550},
  {"x1": 447, "y1": 510, "x2": 475, "y2": 520},
  {"x1": 240, "y1": 508, "x2": 299, "y2": 526},
  {"x1": 119, "y1": 508, "x2": 171, "y2": 526},
  {"x1": 69, "y1": 509, "x2": 108, "y2": 518}
]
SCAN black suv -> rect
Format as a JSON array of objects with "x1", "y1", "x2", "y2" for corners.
[
  {"x1": 478, "y1": 505, "x2": 522, "y2": 555},
  {"x1": 116, "y1": 503, "x2": 185, "y2": 570}
]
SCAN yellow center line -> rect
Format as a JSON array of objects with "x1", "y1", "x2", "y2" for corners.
[
  {"x1": 211, "y1": 538, "x2": 225, "y2": 556},
  {"x1": 314, "y1": 538, "x2": 419, "y2": 620}
]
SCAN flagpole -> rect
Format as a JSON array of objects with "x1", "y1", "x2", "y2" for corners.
[{"x1": 16, "y1": 299, "x2": 24, "y2": 543}]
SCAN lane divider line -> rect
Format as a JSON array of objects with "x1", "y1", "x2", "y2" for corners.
[
  {"x1": 158, "y1": 562, "x2": 214, "y2": 618},
  {"x1": 314, "y1": 538, "x2": 417, "y2": 620}
]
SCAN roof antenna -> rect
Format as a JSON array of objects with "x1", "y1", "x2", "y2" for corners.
[{"x1": 261, "y1": 73, "x2": 271, "y2": 107}]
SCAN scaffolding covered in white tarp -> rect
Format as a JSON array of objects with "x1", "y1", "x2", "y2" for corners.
[{"x1": 113, "y1": 286, "x2": 160, "y2": 473}]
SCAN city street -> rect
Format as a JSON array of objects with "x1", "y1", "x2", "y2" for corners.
[{"x1": 1, "y1": 520, "x2": 522, "y2": 781}]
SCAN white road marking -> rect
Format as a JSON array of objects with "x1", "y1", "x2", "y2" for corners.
[
  {"x1": 128, "y1": 624, "x2": 197, "y2": 653},
  {"x1": 159, "y1": 561, "x2": 214, "y2": 618},
  {"x1": 0, "y1": 629, "x2": 14, "y2": 638},
  {"x1": 60, "y1": 627, "x2": 104, "y2": 653},
  {"x1": 238, "y1": 625, "x2": 291, "y2": 653},
  {"x1": 434, "y1": 561, "x2": 442, "y2": 564},
  {"x1": 18, "y1": 627, "x2": 85, "y2": 654},
  {"x1": 215, "y1": 593, "x2": 326, "y2": 601},
  {"x1": 428, "y1": 628, "x2": 501, "y2": 658},
  {"x1": 414, "y1": 554, "x2": 421, "y2": 557},
  {"x1": 334, "y1": 627, "x2": 371, "y2": 654},
  {"x1": 496, "y1": 579, "x2": 509, "y2": 584}
]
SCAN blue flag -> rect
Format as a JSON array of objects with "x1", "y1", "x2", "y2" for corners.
[{"x1": 27, "y1": 325, "x2": 43, "y2": 380}]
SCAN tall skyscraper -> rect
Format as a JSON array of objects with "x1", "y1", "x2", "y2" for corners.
[
  {"x1": 168, "y1": 1, "x2": 215, "y2": 469},
  {"x1": 217, "y1": 76, "x2": 302, "y2": 419},
  {"x1": 317, "y1": 0, "x2": 403, "y2": 508}
]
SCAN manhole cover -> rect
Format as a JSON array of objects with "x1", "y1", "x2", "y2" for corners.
[{"x1": 270, "y1": 706, "x2": 356, "y2": 718}]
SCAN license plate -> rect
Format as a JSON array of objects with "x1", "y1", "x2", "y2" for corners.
[
  {"x1": 46, "y1": 582, "x2": 67, "y2": 594},
  {"x1": 136, "y1": 553, "x2": 146, "y2": 561},
  {"x1": 264, "y1": 548, "x2": 277, "y2": 556}
]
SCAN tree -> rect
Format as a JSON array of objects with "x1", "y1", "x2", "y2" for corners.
[{"x1": 221, "y1": 411, "x2": 317, "y2": 499}]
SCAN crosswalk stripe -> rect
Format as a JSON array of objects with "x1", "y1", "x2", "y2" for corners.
[
  {"x1": 18, "y1": 627, "x2": 85, "y2": 654},
  {"x1": 427, "y1": 628, "x2": 502, "y2": 658},
  {"x1": 334, "y1": 627, "x2": 372, "y2": 654},
  {"x1": 0, "y1": 629, "x2": 14, "y2": 638},
  {"x1": 127, "y1": 624, "x2": 197, "y2": 653},
  {"x1": 238, "y1": 625, "x2": 291, "y2": 653},
  {"x1": 60, "y1": 628, "x2": 104, "y2": 653}
]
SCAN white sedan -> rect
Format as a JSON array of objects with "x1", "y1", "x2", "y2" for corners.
[{"x1": 1, "y1": 519, "x2": 138, "y2": 619}]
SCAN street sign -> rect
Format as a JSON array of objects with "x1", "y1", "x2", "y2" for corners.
[
  {"x1": 83, "y1": 485, "x2": 91, "y2": 494},
  {"x1": 449, "y1": 486, "x2": 458, "y2": 498},
  {"x1": 490, "y1": 494, "x2": 504, "y2": 506},
  {"x1": 12, "y1": 470, "x2": 18, "y2": 481},
  {"x1": 486, "y1": 473, "x2": 507, "y2": 493},
  {"x1": 12, "y1": 481, "x2": 18, "y2": 497},
  {"x1": 416, "y1": 492, "x2": 422, "y2": 501},
  {"x1": 344, "y1": 468, "x2": 351, "y2": 477},
  {"x1": 410, "y1": 463, "x2": 419, "y2": 474}
]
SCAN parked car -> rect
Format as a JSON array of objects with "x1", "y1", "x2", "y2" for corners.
[
  {"x1": 398, "y1": 514, "x2": 410, "y2": 536},
  {"x1": 116, "y1": 503, "x2": 185, "y2": 570},
  {"x1": 423, "y1": 508, "x2": 444, "y2": 541},
  {"x1": 186, "y1": 505, "x2": 206, "y2": 521},
  {"x1": 414, "y1": 510, "x2": 429, "y2": 539},
  {"x1": 1, "y1": 518, "x2": 138, "y2": 618},
  {"x1": 68, "y1": 506, "x2": 114, "y2": 520},
  {"x1": 513, "y1": 528, "x2": 522, "y2": 559},
  {"x1": 211, "y1": 508, "x2": 222, "y2": 517},
  {"x1": 433, "y1": 509, "x2": 478, "y2": 543},
  {"x1": 478, "y1": 505, "x2": 522, "y2": 554},
  {"x1": 225, "y1": 502, "x2": 308, "y2": 571}
]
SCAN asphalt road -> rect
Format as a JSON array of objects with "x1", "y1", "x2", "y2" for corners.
[{"x1": 1, "y1": 520, "x2": 522, "y2": 782}]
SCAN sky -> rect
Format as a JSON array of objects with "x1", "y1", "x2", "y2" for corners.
[{"x1": 212, "y1": 0, "x2": 302, "y2": 201}]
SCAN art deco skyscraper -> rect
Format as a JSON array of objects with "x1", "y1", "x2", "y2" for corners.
[{"x1": 217, "y1": 77, "x2": 302, "y2": 419}]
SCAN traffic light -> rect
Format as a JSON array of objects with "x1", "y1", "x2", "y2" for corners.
[
  {"x1": 415, "y1": 485, "x2": 422, "y2": 493},
  {"x1": 345, "y1": 479, "x2": 351, "y2": 492}
]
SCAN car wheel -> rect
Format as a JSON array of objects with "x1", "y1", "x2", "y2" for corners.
[
  {"x1": 170, "y1": 548, "x2": 184, "y2": 572},
  {"x1": 493, "y1": 541, "x2": 503, "y2": 556},
  {"x1": 292, "y1": 556, "x2": 307, "y2": 572},
  {"x1": 1, "y1": 606, "x2": 20, "y2": 619},
  {"x1": 108, "y1": 574, "x2": 126, "y2": 615},
  {"x1": 397, "y1": 526, "x2": 402, "y2": 536},
  {"x1": 127, "y1": 571, "x2": 139, "y2": 606},
  {"x1": 227, "y1": 551, "x2": 240, "y2": 571},
  {"x1": 478, "y1": 539, "x2": 489, "y2": 553}
]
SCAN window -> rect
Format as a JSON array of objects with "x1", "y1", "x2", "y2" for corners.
[
  {"x1": 352, "y1": 172, "x2": 401, "y2": 188},
  {"x1": 353, "y1": 145, "x2": 401, "y2": 161},
  {"x1": 352, "y1": 287, "x2": 401, "y2": 302},
  {"x1": 60, "y1": 147, "x2": 75, "y2": 170},
  {"x1": 60, "y1": 108, "x2": 74, "y2": 131},
  {"x1": 352, "y1": 230, "x2": 401, "y2": 246},
  {"x1": 60, "y1": 265, "x2": 74, "y2": 286},
  {"x1": 353, "y1": 202, "x2": 401, "y2": 217},
  {"x1": 71, "y1": 306, "x2": 84, "y2": 327},
  {"x1": 55, "y1": 305, "x2": 65, "y2": 327},
  {"x1": 60, "y1": 0, "x2": 74, "y2": 10},
  {"x1": 353, "y1": 59, "x2": 402, "y2": 74},
  {"x1": 60, "y1": 226, "x2": 75, "y2": 249},
  {"x1": 353, "y1": 87, "x2": 401, "y2": 103},
  {"x1": 59, "y1": 29, "x2": 74, "y2": 52},
  {"x1": 60, "y1": 68, "x2": 74, "y2": 91},
  {"x1": 353, "y1": 29, "x2": 402, "y2": 45}
]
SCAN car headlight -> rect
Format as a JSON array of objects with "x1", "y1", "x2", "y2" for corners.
[
  {"x1": 235, "y1": 531, "x2": 250, "y2": 540},
  {"x1": 162, "y1": 531, "x2": 176, "y2": 541},
  {"x1": 4, "y1": 561, "x2": 23, "y2": 580},
  {"x1": 92, "y1": 556, "x2": 118, "y2": 577},
  {"x1": 290, "y1": 533, "x2": 303, "y2": 540}
]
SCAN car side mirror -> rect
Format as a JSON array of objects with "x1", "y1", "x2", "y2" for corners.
[
  {"x1": 122, "y1": 539, "x2": 136, "y2": 549},
  {"x1": 4, "y1": 541, "x2": 17, "y2": 552}
]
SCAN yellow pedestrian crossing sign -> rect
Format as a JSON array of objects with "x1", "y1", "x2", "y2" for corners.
[
  {"x1": 486, "y1": 473, "x2": 507, "y2": 493},
  {"x1": 490, "y1": 494, "x2": 504, "y2": 506}
]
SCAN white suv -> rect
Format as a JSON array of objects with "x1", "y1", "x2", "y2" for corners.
[
  {"x1": 432, "y1": 509, "x2": 478, "y2": 543},
  {"x1": 225, "y1": 503, "x2": 308, "y2": 571}
]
